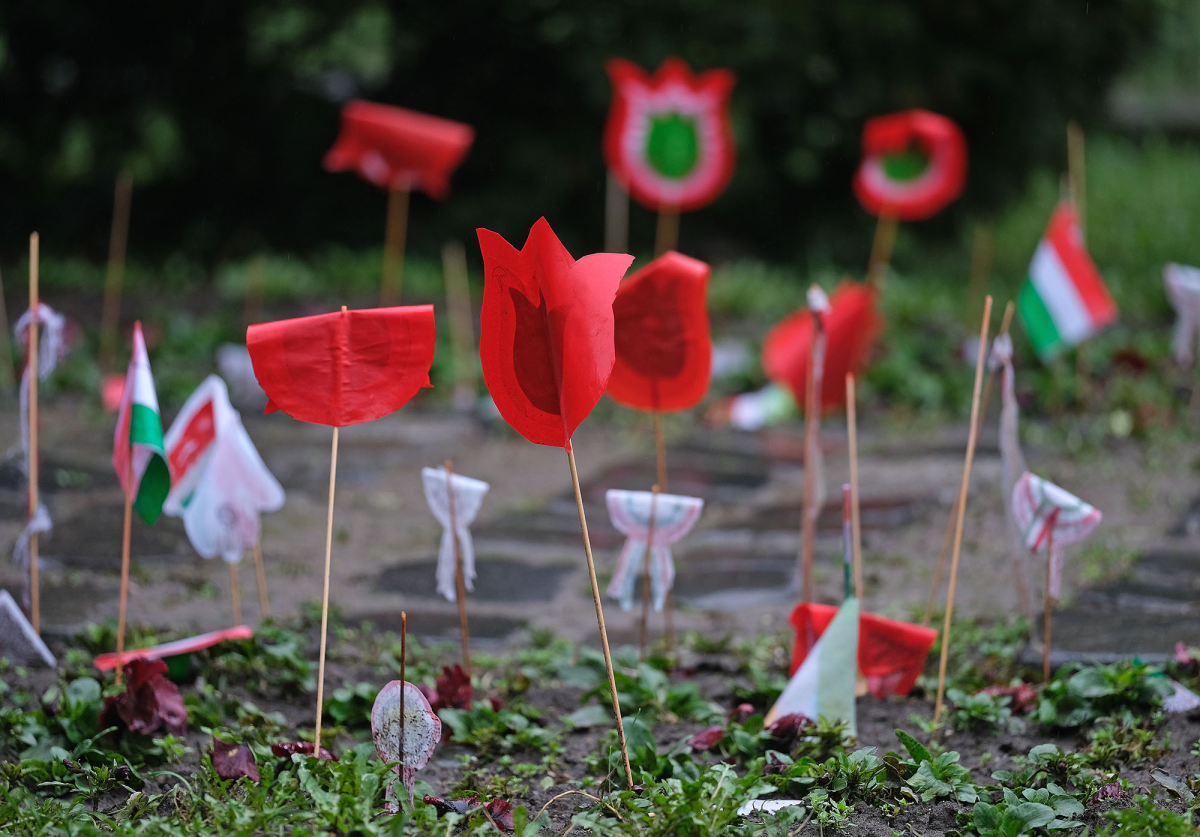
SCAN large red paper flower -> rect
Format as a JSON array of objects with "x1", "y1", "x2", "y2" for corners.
[
  {"x1": 604, "y1": 58, "x2": 736, "y2": 212},
  {"x1": 853, "y1": 110, "x2": 967, "y2": 222},
  {"x1": 477, "y1": 218, "x2": 634, "y2": 448},
  {"x1": 247, "y1": 306, "x2": 436, "y2": 427},
  {"x1": 324, "y1": 100, "x2": 475, "y2": 199},
  {"x1": 608, "y1": 251, "x2": 711, "y2": 412},
  {"x1": 762, "y1": 282, "x2": 882, "y2": 411}
]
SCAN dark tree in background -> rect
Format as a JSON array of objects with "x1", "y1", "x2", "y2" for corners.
[{"x1": 0, "y1": 1, "x2": 1158, "y2": 268}]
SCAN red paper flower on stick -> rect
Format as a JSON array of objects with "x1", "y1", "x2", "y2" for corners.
[
  {"x1": 762, "y1": 283, "x2": 882, "y2": 411},
  {"x1": 246, "y1": 306, "x2": 436, "y2": 426},
  {"x1": 477, "y1": 218, "x2": 634, "y2": 448},
  {"x1": 608, "y1": 251, "x2": 712, "y2": 413},
  {"x1": 604, "y1": 58, "x2": 736, "y2": 212},
  {"x1": 853, "y1": 110, "x2": 967, "y2": 222},
  {"x1": 324, "y1": 100, "x2": 475, "y2": 199}
]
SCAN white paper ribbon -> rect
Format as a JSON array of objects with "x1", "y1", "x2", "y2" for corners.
[
  {"x1": 989, "y1": 334, "x2": 1033, "y2": 616},
  {"x1": 606, "y1": 489, "x2": 704, "y2": 610},
  {"x1": 1164, "y1": 263, "x2": 1200, "y2": 367},
  {"x1": 1011, "y1": 471, "x2": 1101, "y2": 601},
  {"x1": 421, "y1": 467, "x2": 490, "y2": 602}
]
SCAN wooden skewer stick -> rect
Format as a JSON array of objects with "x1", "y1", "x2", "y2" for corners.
[
  {"x1": 604, "y1": 172, "x2": 629, "y2": 254},
  {"x1": 846, "y1": 375, "x2": 863, "y2": 601},
  {"x1": 798, "y1": 293, "x2": 825, "y2": 602},
  {"x1": 652, "y1": 412, "x2": 667, "y2": 490},
  {"x1": 28, "y1": 233, "x2": 40, "y2": 633},
  {"x1": 312, "y1": 423, "x2": 340, "y2": 752},
  {"x1": 380, "y1": 187, "x2": 410, "y2": 306},
  {"x1": 444, "y1": 460, "x2": 472, "y2": 676},
  {"x1": 100, "y1": 170, "x2": 133, "y2": 370},
  {"x1": 442, "y1": 242, "x2": 478, "y2": 412},
  {"x1": 115, "y1": 455, "x2": 134, "y2": 687},
  {"x1": 866, "y1": 213, "x2": 899, "y2": 289},
  {"x1": 229, "y1": 561, "x2": 242, "y2": 626},
  {"x1": 1043, "y1": 522, "x2": 1057, "y2": 683},
  {"x1": 0, "y1": 266, "x2": 13, "y2": 392},
  {"x1": 399, "y1": 610, "x2": 407, "y2": 780},
  {"x1": 923, "y1": 300, "x2": 1018, "y2": 625},
  {"x1": 654, "y1": 205, "x2": 680, "y2": 256},
  {"x1": 244, "y1": 254, "x2": 264, "y2": 331},
  {"x1": 1067, "y1": 121, "x2": 1086, "y2": 241},
  {"x1": 253, "y1": 543, "x2": 270, "y2": 620},
  {"x1": 933, "y1": 295, "x2": 993, "y2": 726},
  {"x1": 567, "y1": 445, "x2": 634, "y2": 790},
  {"x1": 638, "y1": 485, "x2": 661, "y2": 659}
]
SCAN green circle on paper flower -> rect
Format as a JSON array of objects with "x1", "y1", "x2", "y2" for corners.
[
  {"x1": 646, "y1": 112, "x2": 700, "y2": 179},
  {"x1": 881, "y1": 147, "x2": 930, "y2": 182}
]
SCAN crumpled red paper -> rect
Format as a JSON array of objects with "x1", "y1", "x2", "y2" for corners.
[
  {"x1": 477, "y1": 218, "x2": 633, "y2": 448},
  {"x1": 323, "y1": 100, "x2": 474, "y2": 199},
  {"x1": 246, "y1": 306, "x2": 435, "y2": 427},
  {"x1": 608, "y1": 251, "x2": 711, "y2": 413}
]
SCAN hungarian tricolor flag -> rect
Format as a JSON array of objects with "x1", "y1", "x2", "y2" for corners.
[
  {"x1": 112, "y1": 322, "x2": 170, "y2": 524},
  {"x1": 1018, "y1": 203, "x2": 1117, "y2": 361}
]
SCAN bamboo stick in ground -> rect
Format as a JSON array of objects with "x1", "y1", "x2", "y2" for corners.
[
  {"x1": 1067, "y1": 121, "x2": 1086, "y2": 241},
  {"x1": 605, "y1": 172, "x2": 629, "y2": 254},
  {"x1": 100, "y1": 171, "x2": 133, "y2": 370},
  {"x1": 798, "y1": 293, "x2": 825, "y2": 602},
  {"x1": 1043, "y1": 523, "x2": 1057, "y2": 683},
  {"x1": 652, "y1": 412, "x2": 667, "y2": 490},
  {"x1": 244, "y1": 255, "x2": 264, "y2": 331},
  {"x1": 654, "y1": 205, "x2": 680, "y2": 256},
  {"x1": 444, "y1": 460, "x2": 472, "y2": 676},
  {"x1": 845, "y1": 375, "x2": 863, "y2": 601},
  {"x1": 312, "y1": 424, "x2": 340, "y2": 751},
  {"x1": 638, "y1": 485, "x2": 661, "y2": 659},
  {"x1": 252, "y1": 543, "x2": 270, "y2": 620},
  {"x1": 399, "y1": 611, "x2": 407, "y2": 780},
  {"x1": 229, "y1": 562, "x2": 242, "y2": 626},
  {"x1": 933, "y1": 295, "x2": 993, "y2": 725},
  {"x1": 115, "y1": 456, "x2": 134, "y2": 687},
  {"x1": 866, "y1": 213, "x2": 899, "y2": 288},
  {"x1": 566, "y1": 445, "x2": 634, "y2": 790},
  {"x1": 28, "y1": 233, "x2": 40, "y2": 632},
  {"x1": 441, "y1": 242, "x2": 477, "y2": 411},
  {"x1": 380, "y1": 187, "x2": 410, "y2": 305}
]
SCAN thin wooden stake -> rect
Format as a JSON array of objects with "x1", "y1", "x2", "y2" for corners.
[
  {"x1": 567, "y1": 445, "x2": 634, "y2": 790},
  {"x1": 639, "y1": 485, "x2": 661, "y2": 659},
  {"x1": 604, "y1": 171, "x2": 629, "y2": 254},
  {"x1": 654, "y1": 206, "x2": 680, "y2": 256},
  {"x1": 923, "y1": 300, "x2": 1018, "y2": 626},
  {"x1": 399, "y1": 610, "x2": 407, "y2": 779},
  {"x1": 846, "y1": 375, "x2": 863, "y2": 602},
  {"x1": 866, "y1": 213, "x2": 899, "y2": 288},
  {"x1": 933, "y1": 295, "x2": 993, "y2": 725},
  {"x1": 442, "y1": 242, "x2": 478, "y2": 411},
  {"x1": 444, "y1": 460, "x2": 472, "y2": 676},
  {"x1": 252, "y1": 542, "x2": 270, "y2": 620},
  {"x1": 100, "y1": 171, "x2": 133, "y2": 370},
  {"x1": 244, "y1": 254, "x2": 264, "y2": 331},
  {"x1": 799, "y1": 295, "x2": 824, "y2": 602},
  {"x1": 115, "y1": 456, "x2": 134, "y2": 687},
  {"x1": 1043, "y1": 525, "x2": 1056, "y2": 683},
  {"x1": 313, "y1": 424, "x2": 340, "y2": 751},
  {"x1": 1067, "y1": 121, "x2": 1086, "y2": 241},
  {"x1": 229, "y1": 561, "x2": 242, "y2": 626},
  {"x1": 652, "y1": 412, "x2": 667, "y2": 490},
  {"x1": 0, "y1": 266, "x2": 13, "y2": 392},
  {"x1": 381, "y1": 187, "x2": 410, "y2": 306},
  {"x1": 965, "y1": 223, "x2": 994, "y2": 328},
  {"x1": 28, "y1": 233, "x2": 40, "y2": 633}
]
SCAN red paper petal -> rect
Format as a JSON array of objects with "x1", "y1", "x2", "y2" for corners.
[
  {"x1": 477, "y1": 218, "x2": 633, "y2": 447},
  {"x1": 762, "y1": 282, "x2": 881, "y2": 411},
  {"x1": 247, "y1": 306, "x2": 435, "y2": 427},
  {"x1": 211, "y1": 734, "x2": 260, "y2": 782},
  {"x1": 604, "y1": 58, "x2": 737, "y2": 212},
  {"x1": 323, "y1": 100, "x2": 474, "y2": 199},
  {"x1": 853, "y1": 110, "x2": 967, "y2": 221},
  {"x1": 608, "y1": 251, "x2": 711, "y2": 413}
]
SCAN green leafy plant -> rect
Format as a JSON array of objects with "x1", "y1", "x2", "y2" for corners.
[
  {"x1": 907, "y1": 751, "x2": 979, "y2": 803},
  {"x1": 1034, "y1": 663, "x2": 1172, "y2": 730}
]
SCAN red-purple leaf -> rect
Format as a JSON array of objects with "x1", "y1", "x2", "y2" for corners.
[
  {"x1": 687, "y1": 724, "x2": 725, "y2": 751},
  {"x1": 766, "y1": 713, "x2": 814, "y2": 743},
  {"x1": 483, "y1": 798, "x2": 515, "y2": 832},
  {"x1": 423, "y1": 795, "x2": 514, "y2": 832},
  {"x1": 100, "y1": 659, "x2": 187, "y2": 738},
  {"x1": 1091, "y1": 782, "x2": 1126, "y2": 803},
  {"x1": 979, "y1": 683, "x2": 1040, "y2": 715},
  {"x1": 270, "y1": 741, "x2": 337, "y2": 761},
  {"x1": 433, "y1": 664, "x2": 473, "y2": 712},
  {"x1": 728, "y1": 703, "x2": 756, "y2": 724},
  {"x1": 211, "y1": 734, "x2": 260, "y2": 782}
]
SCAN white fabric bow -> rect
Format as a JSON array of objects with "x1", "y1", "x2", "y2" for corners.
[
  {"x1": 1011, "y1": 471, "x2": 1101, "y2": 602},
  {"x1": 1165, "y1": 263, "x2": 1200, "y2": 367},
  {"x1": 606, "y1": 489, "x2": 704, "y2": 611},
  {"x1": 421, "y1": 467, "x2": 490, "y2": 602}
]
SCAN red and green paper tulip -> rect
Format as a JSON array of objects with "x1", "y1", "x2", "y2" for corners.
[{"x1": 853, "y1": 109, "x2": 967, "y2": 222}]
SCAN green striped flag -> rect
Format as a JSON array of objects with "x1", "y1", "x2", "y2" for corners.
[
  {"x1": 765, "y1": 598, "x2": 859, "y2": 735},
  {"x1": 1018, "y1": 203, "x2": 1117, "y2": 361},
  {"x1": 112, "y1": 322, "x2": 170, "y2": 524}
]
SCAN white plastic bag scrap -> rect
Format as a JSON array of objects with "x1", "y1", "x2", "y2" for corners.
[
  {"x1": 1164, "y1": 263, "x2": 1200, "y2": 367},
  {"x1": 422, "y1": 467, "x2": 489, "y2": 602},
  {"x1": 164, "y1": 375, "x2": 284, "y2": 563},
  {"x1": 15, "y1": 304, "x2": 66, "y2": 472},
  {"x1": 606, "y1": 489, "x2": 704, "y2": 611},
  {"x1": 1011, "y1": 471, "x2": 1101, "y2": 602}
]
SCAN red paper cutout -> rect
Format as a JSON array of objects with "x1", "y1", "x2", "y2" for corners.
[
  {"x1": 323, "y1": 100, "x2": 475, "y2": 199},
  {"x1": 247, "y1": 306, "x2": 436, "y2": 427},
  {"x1": 477, "y1": 218, "x2": 633, "y2": 448},
  {"x1": 604, "y1": 58, "x2": 736, "y2": 212},
  {"x1": 762, "y1": 282, "x2": 882, "y2": 411},
  {"x1": 853, "y1": 110, "x2": 967, "y2": 222},
  {"x1": 608, "y1": 251, "x2": 712, "y2": 413},
  {"x1": 789, "y1": 602, "x2": 937, "y2": 699}
]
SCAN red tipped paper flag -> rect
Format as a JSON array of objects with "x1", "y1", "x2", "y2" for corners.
[
  {"x1": 476, "y1": 217, "x2": 634, "y2": 448},
  {"x1": 1018, "y1": 203, "x2": 1117, "y2": 361},
  {"x1": 113, "y1": 322, "x2": 170, "y2": 524},
  {"x1": 608, "y1": 251, "x2": 712, "y2": 413},
  {"x1": 324, "y1": 100, "x2": 474, "y2": 199}
]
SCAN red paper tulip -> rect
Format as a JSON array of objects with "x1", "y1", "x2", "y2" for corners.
[
  {"x1": 853, "y1": 110, "x2": 967, "y2": 222},
  {"x1": 324, "y1": 100, "x2": 475, "y2": 199},
  {"x1": 247, "y1": 306, "x2": 436, "y2": 427},
  {"x1": 608, "y1": 251, "x2": 711, "y2": 412},
  {"x1": 789, "y1": 602, "x2": 937, "y2": 699},
  {"x1": 762, "y1": 283, "x2": 881, "y2": 411},
  {"x1": 477, "y1": 218, "x2": 634, "y2": 448},
  {"x1": 604, "y1": 58, "x2": 736, "y2": 212}
]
